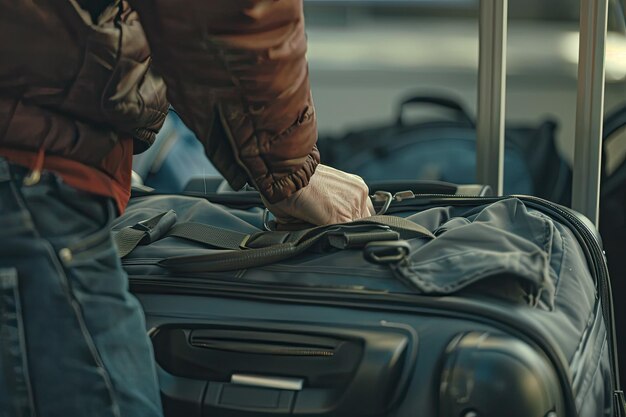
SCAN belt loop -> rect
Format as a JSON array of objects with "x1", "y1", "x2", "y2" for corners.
[{"x1": 0, "y1": 157, "x2": 11, "y2": 183}]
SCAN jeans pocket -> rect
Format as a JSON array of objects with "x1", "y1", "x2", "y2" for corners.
[
  {"x1": 0, "y1": 268, "x2": 35, "y2": 417},
  {"x1": 55, "y1": 224, "x2": 163, "y2": 417},
  {"x1": 19, "y1": 175, "x2": 114, "y2": 243},
  {"x1": 60, "y1": 223, "x2": 127, "y2": 300}
]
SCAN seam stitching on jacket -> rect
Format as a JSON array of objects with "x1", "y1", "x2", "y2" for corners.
[
  {"x1": 99, "y1": 3, "x2": 125, "y2": 126},
  {"x1": 212, "y1": 40, "x2": 277, "y2": 188},
  {"x1": 268, "y1": 106, "x2": 313, "y2": 146},
  {"x1": 146, "y1": 58, "x2": 162, "y2": 110}
]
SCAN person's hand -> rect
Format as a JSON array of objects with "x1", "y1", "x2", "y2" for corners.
[{"x1": 263, "y1": 164, "x2": 375, "y2": 227}]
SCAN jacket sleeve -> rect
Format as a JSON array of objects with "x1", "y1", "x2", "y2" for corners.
[{"x1": 128, "y1": 0, "x2": 320, "y2": 203}]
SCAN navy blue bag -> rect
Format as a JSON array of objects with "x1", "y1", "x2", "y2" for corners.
[
  {"x1": 318, "y1": 95, "x2": 572, "y2": 205},
  {"x1": 132, "y1": 112, "x2": 220, "y2": 193}
]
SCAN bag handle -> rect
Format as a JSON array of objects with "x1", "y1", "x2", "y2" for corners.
[
  {"x1": 395, "y1": 95, "x2": 475, "y2": 128},
  {"x1": 156, "y1": 216, "x2": 435, "y2": 273}
]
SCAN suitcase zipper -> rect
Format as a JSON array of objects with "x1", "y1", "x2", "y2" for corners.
[{"x1": 524, "y1": 197, "x2": 619, "y2": 389}]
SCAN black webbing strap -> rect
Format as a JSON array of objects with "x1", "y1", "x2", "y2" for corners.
[
  {"x1": 114, "y1": 211, "x2": 250, "y2": 258},
  {"x1": 168, "y1": 223, "x2": 248, "y2": 251},
  {"x1": 114, "y1": 211, "x2": 435, "y2": 270},
  {"x1": 116, "y1": 227, "x2": 149, "y2": 258},
  {"x1": 115, "y1": 211, "x2": 178, "y2": 258},
  {"x1": 158, "y1": 215, "x2": 434, "y2": 273}
]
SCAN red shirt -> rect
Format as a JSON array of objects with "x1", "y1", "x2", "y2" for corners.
[{"x1": 0, "y1": 138, "x2": 133, "y2": 214}]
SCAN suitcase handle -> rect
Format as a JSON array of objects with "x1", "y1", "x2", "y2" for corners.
[
  {"x1": 396, "y1": 95, "x2": 475, "y2": 127},
  {"x1": 152, "y1": 323, "x2": 417, "y2": 417}
]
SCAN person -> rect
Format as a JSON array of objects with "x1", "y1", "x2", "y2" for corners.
[{"x1": 0, "y1": 1, "x2": 373, "y2": 416}]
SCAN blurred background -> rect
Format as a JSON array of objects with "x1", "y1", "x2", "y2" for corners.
[{"x1": 304, "y1": 0, "x2": 626, "y2": 166}]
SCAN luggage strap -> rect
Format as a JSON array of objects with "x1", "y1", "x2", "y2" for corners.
[{"x1": 114, "y1": 211, "x2": 434, "y2": 272}]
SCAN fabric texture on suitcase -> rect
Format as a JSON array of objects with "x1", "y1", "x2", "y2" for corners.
[{"x1": 113, "y1": 192, "x2": 614, "y2": 417}]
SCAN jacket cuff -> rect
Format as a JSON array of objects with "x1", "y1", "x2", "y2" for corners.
[{"x1": 257, "y1": 149, "x2": 320, "y2": 204}]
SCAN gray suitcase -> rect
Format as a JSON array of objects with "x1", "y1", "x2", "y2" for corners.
[
  {"x1": 115, "y1": 1, "x2": 624, "y2": 416},
  {"x1": 115, "y1": 187, "x2": 616, "y2": 417}
]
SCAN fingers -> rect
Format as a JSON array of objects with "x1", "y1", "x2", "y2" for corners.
[
  {"x1": 366, "y1": 196, "x2": 376, "y2": 216},
  {"x1": 264, "y1": 164, "x2": 374, "y2": 226},
  {"x1": 318, "y1": 166, "x2": 369, "y2": 223}
]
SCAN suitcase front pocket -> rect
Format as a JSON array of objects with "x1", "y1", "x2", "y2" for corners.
[
  {"x1": 392, "y1": 199, "x2": 557, "y2": 308},
  {"x1": 395, "y1": 248, "x2": 550, "y2": 302}
]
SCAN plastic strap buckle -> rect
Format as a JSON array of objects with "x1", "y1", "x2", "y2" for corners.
[
  {"x1": 130, "y1": 210, "x2": 177, "y2": 244},
  {"x1": 363, "y1": 240, "x2": 411, "y2": 264}
]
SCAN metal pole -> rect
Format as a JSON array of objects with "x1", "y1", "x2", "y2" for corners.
[
  {"x1": 572, "y1": 0, "x2": 608, "y2": 227},
  {"x1": 477, "y1": 0, "x2": 507, "y2": 196}
]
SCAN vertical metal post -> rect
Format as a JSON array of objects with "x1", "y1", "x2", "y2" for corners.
[
  {"x1": 572, "y1": 0, "x2": 609, "y2": 227},
  {"x1": 477, "y1": 0, "x2": 507, "y2": 196}
]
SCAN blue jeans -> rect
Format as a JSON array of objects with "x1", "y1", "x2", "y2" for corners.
[{"x1": 0, "y1": 158, "x2": 162, "y2": 417}]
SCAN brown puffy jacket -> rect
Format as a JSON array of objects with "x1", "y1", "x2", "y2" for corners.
[{"x1": 0, "y1": 0, "x2": 319, "y2": 203}]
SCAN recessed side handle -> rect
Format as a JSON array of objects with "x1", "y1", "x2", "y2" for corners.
[{"x1": 151, "y1": 322, "x2": 418, "y2": 417}]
